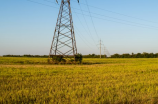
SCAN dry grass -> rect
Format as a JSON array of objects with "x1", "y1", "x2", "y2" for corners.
[{"x1": 0, "y1": 57, "x2": 158, "y2": 103}]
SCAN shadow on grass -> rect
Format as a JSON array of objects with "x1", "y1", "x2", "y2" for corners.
[
  {"x1": 9, "y1": 61, "x2": 110, "y2": 65},
  {"x1": 2, "y1": 59, "x2": 112, "y2": 65},
  {"x1": 47, "y1": 61, "x2": 109, "y2": 65}
]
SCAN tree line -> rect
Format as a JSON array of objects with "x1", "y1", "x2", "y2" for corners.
[
  {"x1": 3, "y1": 54, "x2": 107, "y2": 58},
  {"x1": 111, "y1": 52, "x2": 158, "y2": 58},
  {"x1": 3, "y1": 55, "x2": 49, "y2": 58},
  {"x1": 3, "y1": 52, "x2": 158, "y2": 58},
  {"x1": 83, "y1": 54, "x2": 107, "y2": 58}
]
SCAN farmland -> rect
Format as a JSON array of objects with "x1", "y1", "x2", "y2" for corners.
[{"x1": 0, "y1": 57, "x2": 158, "y2": 103}]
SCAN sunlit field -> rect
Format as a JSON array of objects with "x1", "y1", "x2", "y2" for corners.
[{"x1": 0, "y1": 57, "x2": 158, "y2": 103}]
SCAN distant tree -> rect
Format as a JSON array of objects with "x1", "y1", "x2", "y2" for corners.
[
  {"x1": 111, "y1": 53, "x2": 120, "y2": 58},
  {"x1": 142, "y1": 52, "x2": 149, "y2": 58},
  {"x1": 136, "y1": 53, "x2": 142, "y2": 58},
  {"x1": 122, "y1": 53, "x2": 131, "y2": 58},
  {"x1": 131, "y1": 53, "x2": 136, "y2": 58},
  {"x1": 155, "y1": 53, "x2": 158, "y2": 58},
  {"x1": 149, "y1": 53, "x2": 154, "y2": 58}
]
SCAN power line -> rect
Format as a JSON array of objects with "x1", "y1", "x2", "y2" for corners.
[
  {"x1": 27, "y1": 0, "x2": 59, "y2": 9},
  {"x1": 43, "y1": 0, "x2": 158, "y2": 30},
  {"x1": 72, "y1": 9, "x2": 96, "y2": 46},
  {"x1": 26, "y1": 0, "x2": 158, "y2": 55},
  {"x1": 78, "y1": 3, "x2": 97, "y2": 45},
  {"x1": 74, "y1": 25, "x2": 94, "y2": 50},
  {"x1": 85, "y1": 0, "x2": 100, "y2": 39},
  {"x1": 103, "y1": 45, "x2": 111, "y2": 57},
  {"x1": 71, "y1": 0, "x2": 158, "y2": 24},
  {"x1": 43, "y1": 0, "x2": 57, "y2": 5},
  {"x1": 27, "y1": 0, "x2": 158, "y2": 30},
  {"x1": 74, "y1": 12, "x2": 158, "y2": 30},
  {"x1": 43, "y1": 0, "x2": 158, "y2": 29},
  {"x1": 71, "y1": 7, "x2": 158, "y2": 29}
]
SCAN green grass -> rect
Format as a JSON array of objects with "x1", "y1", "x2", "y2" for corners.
[{"x1": 0, "y1": 57, "x2": 158, "y2": 103}]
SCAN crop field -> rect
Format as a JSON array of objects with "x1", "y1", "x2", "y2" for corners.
[{"x1": 0, "y1": 57, "x2": 158, "y2": 103}]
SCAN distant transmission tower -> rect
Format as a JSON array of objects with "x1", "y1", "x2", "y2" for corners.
[
  {"x1": 49, "y1": 0, "x2": 79, "y2": 59},
  {"x1": 97, "y1": 40, "x2": 104, "y2": 58}
]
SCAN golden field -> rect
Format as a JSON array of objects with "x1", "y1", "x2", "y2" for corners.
[{"x1": 0, "y1": 57, "x2": 158, "y2": 103}]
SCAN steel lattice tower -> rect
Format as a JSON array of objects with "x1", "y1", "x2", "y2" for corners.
[{"x1": 49, "y1": 0, "x2": 78, "y2": 59}]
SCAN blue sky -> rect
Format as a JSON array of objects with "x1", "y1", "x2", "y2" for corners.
[{"x1": 1, "y1": 0, "x2": 158, "y2": 56}]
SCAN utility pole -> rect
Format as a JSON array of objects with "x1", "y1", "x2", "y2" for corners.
[
  {"x1": 100, "y1": 40, "x2": 101, "y2": 58},
  {"x1": 97, "y1": 39, "x2": 103, "y2": 58}
]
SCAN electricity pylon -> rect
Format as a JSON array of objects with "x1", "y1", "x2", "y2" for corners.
[
  {"x1": 97, "y1": 40, "x2": 104, "y2": 58},
  {"x1": 103, "y1": 46, "x2": 111, "y2": 58},
  {"x1": 49, "y1": 0, "x2": 79, "y2": 59}
]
